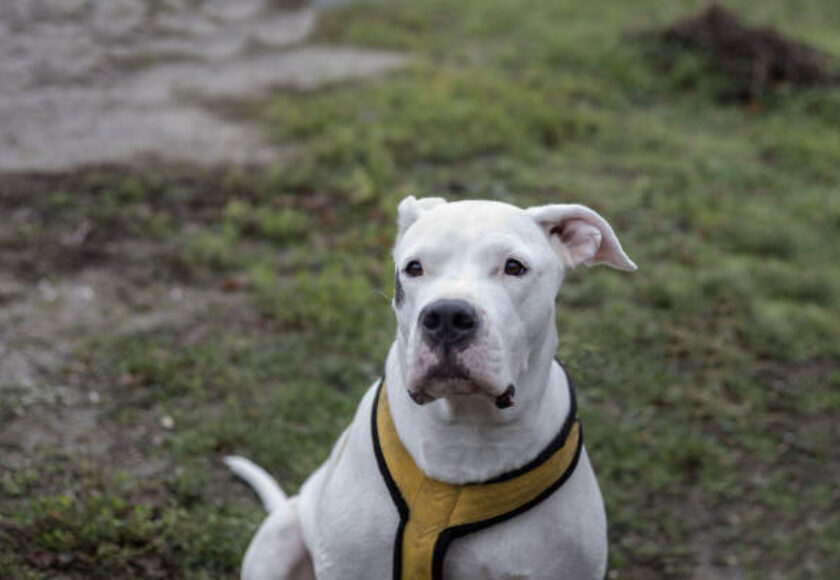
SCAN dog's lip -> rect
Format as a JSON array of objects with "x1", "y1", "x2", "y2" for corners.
[
  {"x1": 494, "y1": 384, "x2": 516, "y2": 409},
  {"x1": 407, "y1": 382, "x2": 516, "y2": 408},
  {"x1": 409, "y1": 389, "x2": 434, "y2": 405}
]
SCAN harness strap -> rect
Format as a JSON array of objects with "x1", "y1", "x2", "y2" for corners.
[{"x1": 371, "y1": 376, "x2": 583, "y2": 580}]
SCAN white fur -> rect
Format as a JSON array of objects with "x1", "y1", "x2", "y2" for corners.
[
  {"x1": 228, "y1": 197, "x2": 636, "y2": 579},
  {"x1": 224, "y1": 456, "x2": 287, "y2": 513}
]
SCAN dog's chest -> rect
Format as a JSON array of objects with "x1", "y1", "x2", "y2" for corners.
[
  {"x1": 312, "y1": 473, "x2": 588, "y2": 580},
  {"x1": 300, "y1": 388, "x2": 607, "y2": 579}
]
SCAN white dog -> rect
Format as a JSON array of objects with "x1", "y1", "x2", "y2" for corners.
[{"x1": 226, "y1": 196, "x2": 636, "y2": 579}]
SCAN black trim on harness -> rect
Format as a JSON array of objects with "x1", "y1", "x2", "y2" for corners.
[{"x1": 370, "y1": 367, "x2": 582, "y2": 580}]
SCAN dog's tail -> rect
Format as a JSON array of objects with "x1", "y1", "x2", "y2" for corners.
[{"x1": 224, "y1": 455, "x2": 287, "y2": 513}]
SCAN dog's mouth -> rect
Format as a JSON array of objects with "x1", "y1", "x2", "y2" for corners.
[
  {"x1": 408, "y1": 361, "x2": 516, "y2": 409},
  {"x1": 406, "y1": 319, "x2": 516, "y2": 409},
  {"x1": 494, "y1": 384, "x2": 516, "y2": 409}
]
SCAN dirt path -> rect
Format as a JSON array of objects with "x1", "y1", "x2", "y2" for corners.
[{"x1": 0, "y1": 0, "x2": 405, "y2": 171}]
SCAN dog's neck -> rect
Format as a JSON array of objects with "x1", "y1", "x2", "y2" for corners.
[{"x1": 384, "y1": 337, "x2": 571, "y2": 484}]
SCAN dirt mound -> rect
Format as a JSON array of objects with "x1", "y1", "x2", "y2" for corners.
[{"x1": 655, "y1": 4, "x2": 838, "y2": 102}]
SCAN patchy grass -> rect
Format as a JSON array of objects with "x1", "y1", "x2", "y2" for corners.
[{"x1": 2, "y1": 0, "x2": 840, "y2": 578}]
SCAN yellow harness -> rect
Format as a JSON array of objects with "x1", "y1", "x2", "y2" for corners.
[{"x1": 371, "y1": 376, "x2": 582, "y2": 580}]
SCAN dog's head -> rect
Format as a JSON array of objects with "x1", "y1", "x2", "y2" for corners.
[{"x1": 391, "y1": 196, "x2": 636, "y2": 408}]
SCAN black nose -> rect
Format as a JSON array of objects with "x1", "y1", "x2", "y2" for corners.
[{"x1": 420, "y1": 299, "x2": 479, "y2": 347}]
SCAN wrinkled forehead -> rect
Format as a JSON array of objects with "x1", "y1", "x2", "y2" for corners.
[{"x1": 394, "y1": 200, "x2": 546, "y2": 259}]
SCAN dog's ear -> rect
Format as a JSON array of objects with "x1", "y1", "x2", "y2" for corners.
[
  {"x1": 396, "y1": 196, "x2": 447, "y2": 243},
  {"x1": 526, "y1": 204, "x2": 637, "y2": 271}
]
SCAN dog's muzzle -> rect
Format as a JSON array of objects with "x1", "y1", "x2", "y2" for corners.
[{"x1": 410, "y1": 299, "x2": 515, "y2": 409}]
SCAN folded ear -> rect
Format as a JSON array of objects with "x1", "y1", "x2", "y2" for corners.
[
  {"x1": 396, "y1": 195, "x2": 447, "y2": 243},
  {"x1": 526, "y1": 204, "x2": 637, "y2": 271}
]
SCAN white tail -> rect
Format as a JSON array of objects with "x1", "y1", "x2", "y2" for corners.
[{"x1": 224, "y1": 455, "x2": 287, "y2": 513}]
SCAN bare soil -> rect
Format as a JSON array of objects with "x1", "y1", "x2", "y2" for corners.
[
  {"x1": 0, "y1": 0, "x2": 405, "y2": 171},
  {"x1": 653, "y1": 4, "x2": 838, "y2": 102}
]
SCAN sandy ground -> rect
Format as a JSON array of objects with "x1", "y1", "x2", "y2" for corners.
[{"x1": 0, "y1": 0, "x2": 406, "y2": 171}]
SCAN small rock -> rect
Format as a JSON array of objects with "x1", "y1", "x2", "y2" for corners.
[
  {"x1": 38, "y1": 280, "x2": 59, "y2": 302},
  {"x1": 160, "y1": 415, "x2": 175, "y2": 429},
  {"x1": 76, "y1": 285, "x2": 96, "y2": 300},
  {"x1": 725, "y1": 554, "x2": 739, "y2": 567}
]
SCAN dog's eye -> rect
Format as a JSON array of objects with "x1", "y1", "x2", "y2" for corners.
[
  {"x1": 504, "y1": 259, "x2": 527, "y2": 277},
  {"x1": 404, "y1": 260, "x2": 424, "y2": 277}
]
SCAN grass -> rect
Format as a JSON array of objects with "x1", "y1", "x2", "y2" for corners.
[{"x1": 1, "y1": 0, "x2": 839, "y2": 578}]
